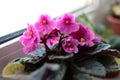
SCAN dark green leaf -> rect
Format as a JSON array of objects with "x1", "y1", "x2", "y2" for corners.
[
  {"x1": 29, "y1": 46, "x2": 46, "y2": 57},
  {"x1": 108, "y1": 36, "x2": 120, "y2": 48},
  {"x1": 96, "y1": 55, "x2": 120, "y2": 72},
  {"x1": 77, "y1": 42, "x2": 110, "y2": 55},
  {"x1": 11, "y1": 57, "x2": 46, "y2": 72},
  {"x1": 72, "y1": 72, "x2": 92, "y2": 80},
  {"x1": 94, "y1": 24, "x2": 105, "y2": 35},
  {"x1": 48, "y1": 53, "x2": 73, "y2": 60},
  {"x1": 100, "y1": 49, "x2": 120, "y2": 58},
  {"x1": 22, "y1": 57, "x2": 46, "y2": 72},
  {"x1": 63, "y1": 62, "x2": 91, "y2": 80},
  {"x1": 29, "y1": 44, "x2": 59, "y2": 57},
  {"x1": 49, "y1": 63, "x2": 66, "y2": 80},
  {"x1": 73, "y1": 60, "x2": 106, "y2": 77},
  {"x1": 88, "y1": 42, "x2": 110, "y2": 55},
  {"x1": 29, "y1": 63, "x2": 66, "y2": 80}
]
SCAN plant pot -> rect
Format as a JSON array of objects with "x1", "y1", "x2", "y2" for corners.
[{"x1": 107, "y1": 15, "x2": 120, "y2": 36}]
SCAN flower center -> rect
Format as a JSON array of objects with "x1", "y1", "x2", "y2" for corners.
[
  {"x1": 80, "y1": 38, "x2": 85, "y2": 42},
  {"x1": 65, "y1": 20, "x2": 70, "y2": 24},
  {"x1": 42, "y1": 19, "x2": 47, "y2": 24},
  {"x1": 28, "y1": 31, "x2": 33, "y2": 35},
  {"x1": 66, "y1": 42, "x2": 72, "y2": 47}
]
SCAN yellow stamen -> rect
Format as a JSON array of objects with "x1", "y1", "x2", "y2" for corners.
[
  {"x1": 28, "y1": 31, "x2": 32, "y2": 35},
  {"x1": 65, "y1": 20, "x2": 70, "y2": 24},
  {"x1": 42, "y1": 20, "x2": 47, "y2": 24},
  {"x1": 67, "y1": 42, "x2": 72, "y2": 47},
  {"x1": 80, "y1": 38, "x2": 85, "y2": 42}
]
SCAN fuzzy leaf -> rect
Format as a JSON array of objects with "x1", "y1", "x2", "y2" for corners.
[
  {"x1": 29, "y1": 46, "x2": 46, "y2": 57},
  {"x1": 72, "y1": 72, "x2": 92, "y2": 80},
  {"x1": 96, "y1": 55, "x2": 120, "y2": 72},
  {"x1": 29, "y1": 44, "x2": 58, "y2": 57},
  {"x1": 29, "y1": 63, "x2": 66, "y2": 80},
  {"x1": 48, "y1": 53, "x2": 73, "y2": 60},
  {"x1": 108, "y1": 36, "x2": 120, "y2": 48},
  {"x1": 73, "y1": 59, "x2": 106, "y2": 77},
  {"x1": 100, "y1": 49, "x2": 120, "y2": 58},
  {"x1": 21, "y1": 57, "x2": 46, "y2": 72},
  {"x1": 49, "y1": 63, "x2": 66, "y2": 80},
  {"x1": 63, "y1": 62, "x2": 91, "y2": 80},
  {"x1": 78, "y1": 42, "x2": 110, "y2": 55}
]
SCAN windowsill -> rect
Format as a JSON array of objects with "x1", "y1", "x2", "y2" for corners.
[
  {"x1": 0, "y1": 41, "x2": 26, "y2": 73},
  {"x1": 0, "y1": 37, "x2": 20, "y2": 48}
]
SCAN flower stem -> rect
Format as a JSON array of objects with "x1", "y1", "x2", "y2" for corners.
[
  {"x1": 41, "y1": 36, "x2": 52, "y2": 55},
  {"x1": 57, "y1": 33, "x2": 64, "y2": 55}
]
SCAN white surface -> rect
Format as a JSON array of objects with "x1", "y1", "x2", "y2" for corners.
[{"x1": 0, "y1": 0, "x2": 89, "y2": 37}]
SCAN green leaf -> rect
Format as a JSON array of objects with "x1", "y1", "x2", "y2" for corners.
[
  {"x1": 96, "y1": 55, "x2": 120, "y2": 72},
  {"x1": 20, "y1": 57, "x2": 46, "y2": 72},
  {"x1": 77, "y1": 42, "x2": 110, "y2": 55},
  {"x1": 89, "y1": 42, "x2": 110, "y2": 55},
  {"x1": 74, "y1": 42, "x2": 110, "y2": 62},
  {"x1": 100, "y1": 49, "x2": 120, "y2": 58},
  {"x1": 94, "y1": 24, "x2": 105, "y2": 35},
  {"x1": 72, "y1": 72, "x2": 92, "y2": 80},
  {"x1": 108, "y1": 36, "x2": 120, "y2": 48},
  {"x1": 29, "y1": 63, "x2": 66, "y2": 80},
  {"x1": 48, "y1": 53, "x2": 73, "y2": 60},
  {"x1": 101, "y1": 29, "x2": 114, "y2": 38},
  {"x1": 49, "y1": 63, "x2": 66, "y2": 80},
  {"x1": 63, "y1": 62, "x2": 91, "y2": 80},
  {"x1": 29, "y1": 46, "x2": 46, "y2": 57},
  {"x1": 72, "y1": 59, "x2": 106, "y2": 77}
]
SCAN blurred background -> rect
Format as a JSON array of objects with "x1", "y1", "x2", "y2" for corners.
[{"x1": 1, "y1": 0, "x2": 120, "y2": 49}]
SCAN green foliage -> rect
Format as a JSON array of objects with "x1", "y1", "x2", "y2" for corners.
[
  {"x1": 108, "y1": 36, "x2": 120, "y2": 48},
  {"x1": 48, "y1": 53, "x2": 73, "y2": 60},
  {"x1": 29, "y1": 63, "x2": 66, "y2": 80},
  {"x1": 77, "y1": 42, "x2": 110, "y2": 56},
  {"x1": 100, "y1": 49, "x2": 120, "y2": 58},
  {"x1": 7, "y1": 42, "x2": 120, "y2": 80},
  {"x1": 96, "y1": 55, "x2": 120, "y2": 72},
  {"x1": 73, "y1": 59, "x2": 106, "y2": 77},
  {"x1": 71, "y1": 72, "x2": 92, "y2": 80}
]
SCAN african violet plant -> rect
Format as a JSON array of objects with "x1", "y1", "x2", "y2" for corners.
[{"x1": 2, "y1": 13, "x2": 120, "y2": 80}]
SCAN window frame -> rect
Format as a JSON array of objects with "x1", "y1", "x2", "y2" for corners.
[{"x1": 0, "y1": 0, "x2": 98, "y2": 46}]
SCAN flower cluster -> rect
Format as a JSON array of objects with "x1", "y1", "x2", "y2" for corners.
[{"x1": 20, "y1": 13, "x2": 100, "y2": 54}]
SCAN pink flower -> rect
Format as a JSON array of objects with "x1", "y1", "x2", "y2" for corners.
[
  {"x1": 47, "y1": 29, "x2": 60, "y2": 46},
  {"x1": 56, "y1": 13, "x2": 79, "y2": 35},
  {"x1": 20, "y1": 24, "x2": 40, "y2": 46},
  {"x1": 23, "y1": 43, "x2": 38, "y2": 54},
  {"x1": 92, "y1": 36, "x2": 101, "y2": 43},
  {"x1": 62, "y1": 37, "x2": 79, "y2": 53},
  {"x1": 35, "y1": 14, "x2": 56, "y2": 34},
  {"x1": 70, "y1": 24, "x2": 100, "y2": 47}
]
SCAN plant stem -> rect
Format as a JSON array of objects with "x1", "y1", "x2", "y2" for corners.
[
  {"x1": 42, "y1": 36, "x2": 52, "y2": 55},
  {"x1": 57, "y1": 33, "x2": 63, "y2": 55}
]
